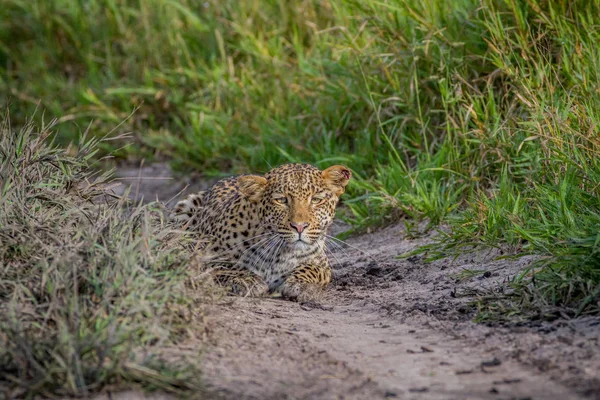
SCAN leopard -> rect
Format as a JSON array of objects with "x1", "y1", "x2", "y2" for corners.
[{"x1": 172, "y1": 163, "x2": 351, "y2": 302}]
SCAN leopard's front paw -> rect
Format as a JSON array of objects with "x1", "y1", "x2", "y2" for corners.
[
  {"x1": 215, "y1": 272, "x2": 269, "y2": 297},
  {"x1": 230, "y1": 276, "x2": 269, "y2": 297},
  {"x1": 280, "y1": 281, "x2": 324, "y2": 303}
]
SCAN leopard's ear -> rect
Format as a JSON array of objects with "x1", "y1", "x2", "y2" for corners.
[
  {"x1": 238, "y1": 175, "x2": 267, "y2": 202},
  {"x1": 322, "y1": 165, "x2": 351, "y2": 196}
]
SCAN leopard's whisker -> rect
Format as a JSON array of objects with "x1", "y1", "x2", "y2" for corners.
[
  {"x1": 246, "y1": 236, "x2": 274, "y2": 267},
  {"x1": 325, "y1": 237, "x2": 345, "y2": 252},
  {"x1": 210, "y1": 234, "x2": 275, "y2": 264},
  {"x1": 252, "y1": 235, "x2": 281, "y2": 273},
  {"x1": 255, "y1": 236, "x2": 279, "y2": 263},
  {"x1": 264, "y1": 237, "x2": 285, "y2": 271},
  {"x1": 324, "y1": 237, "x2": 353, "y2": 260},
  {"x1": 232, "y1": 234, "x2": 278, "y2": 266},
  {"x1": 325, "y1": 234, "x2": 376, "y2": 260},
  {"x1": 220, "y1": 232, "x2": 275, "y2": 253},
  {"x1": 237, "y1": 232, "x2": 276, "y2": 249},
  {"x1": 323, "y1": 243, "x2": 342, "y2": 265},
  {"x1": 268, "y1": 237, "x2": 286, "y2": 270},
  {"x1": 320, "y1": 241, "x2": 344, "y2": 268},
  {"x1": 214, "y1": 229, "x2": 279, "y2": 266}
]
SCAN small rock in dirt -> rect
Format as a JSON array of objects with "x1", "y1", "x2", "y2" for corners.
[
  {"x1": 482, "y1": 271, "x2": 492, "y2": 278},
  {"x1": 407, "y1": 346, "x2": 434, "y2": 354},
  {"x1": 300, "y1": 302, "x2": 333, "y2": 311},
  {"x1": 557, "y1": 336, "x2": 573, "y2": 345},
  {"x1": 456, "y1": 369, "x2": 474, "y2": 375},
  {"x1": 493, "y1": 378, "x2": 522, "y2": 385},
  {"x1": 365, "y1": 262, "x2": 383, "y2": 276},
  {"x1": 536, "y1": 325, "x2": 557, "y2": 334},
  {"x1": 384, "y1": 390, "x2": 398, "y2": 398},
  {"x1": 489, "y1": 387, "x2": 499, "y2": 394},
  {"x1": 532, "y1": 358, "x2": 554, "y2": 371},
  {"x1": 481, "y1": 357, "x2": 502, "y2": 367},
  {"x1": 408, "y1": 387, "x2": 429, "y2": 393},
  {"x1": 410, "y1": 303, "x2": 430, "y2": 313}
]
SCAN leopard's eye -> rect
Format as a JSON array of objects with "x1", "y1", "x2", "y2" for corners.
[
  {"x1": 273, "y1": 196, "x2": 288, "y2": 205},
  {"x1": 311, "y1": 193, "x2": 327, "y2": 205}
]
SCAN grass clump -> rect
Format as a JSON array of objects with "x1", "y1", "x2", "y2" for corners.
[
  {"x1": 0, "y1": 115, "x2": 208, "y2": 398},
  {"x1": 354, "y1": 0, "x2": 600, "y2": 317}
]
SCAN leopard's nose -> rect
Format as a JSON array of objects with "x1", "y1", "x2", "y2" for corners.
[{"x1": 290, "y1": 222, "x2": 309, "y2": 233}]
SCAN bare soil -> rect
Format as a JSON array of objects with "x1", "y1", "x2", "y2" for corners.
[{"x1": 105, "y1": 165, "x2": 600, "y2": 400}]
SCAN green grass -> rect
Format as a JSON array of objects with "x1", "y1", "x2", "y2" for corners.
[
  {"x1": 0, "y1": 116, "x2": 210, "y2": 397},
  {"x1": 1, "y1": 0, "x2": 600, "y2": 317}
]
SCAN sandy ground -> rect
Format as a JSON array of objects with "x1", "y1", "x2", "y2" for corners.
[{"x1": 104, "y1": 165, "x2": 600, "y2": 400}]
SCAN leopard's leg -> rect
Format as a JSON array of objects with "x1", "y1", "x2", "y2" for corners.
[
  {"x1": 279, "y1": 258, "x2": 331, "y2": 302},
  {"x1": 211, "y1": 265, "x2": 269, "y2": 297}
]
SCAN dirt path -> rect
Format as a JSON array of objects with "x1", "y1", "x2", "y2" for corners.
[
  {"x1": 198, "y1": 224, "x2": 599, "y2": 400},
  {"x1": 109, "y1": 165, "x2": 600, "y2": 400}
]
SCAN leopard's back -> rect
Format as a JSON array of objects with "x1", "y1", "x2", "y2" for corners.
[{"x1": 173, "y1": 177, "x2": 265, "y2": 261}]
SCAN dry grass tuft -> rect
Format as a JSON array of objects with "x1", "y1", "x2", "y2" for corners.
[{"x1": 0, "y1": 115, "x2": 210, "y2": 398}]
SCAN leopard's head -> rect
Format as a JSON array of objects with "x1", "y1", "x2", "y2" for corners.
[{"x1": 237, "y1": 163, "x2": 351, "y2": 251}]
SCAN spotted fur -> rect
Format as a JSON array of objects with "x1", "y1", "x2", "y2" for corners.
[{"x1": 172, "y1": 163, "x2": 351, "y2": 301}]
